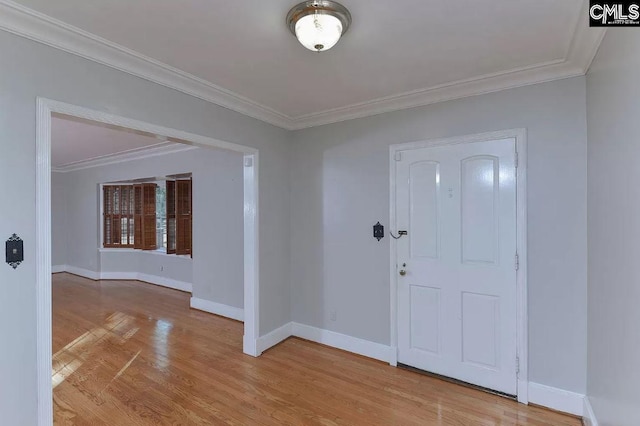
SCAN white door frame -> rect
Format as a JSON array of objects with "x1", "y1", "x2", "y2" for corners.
[
  {"x1": 388, "y1": 129, "x2": 528, "y2": 404},
  {"x1": 36, "y1": 98, "x2": 260, "y2": 426}
]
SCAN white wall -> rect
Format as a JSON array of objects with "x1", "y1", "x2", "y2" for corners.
[
  {"x1": 99, "y1": 250, "x2": 193, "y2": 283},
  {"x1": 0, "y1": 31, "x2": 291, "y2": 425},
  {"x1": 586, "y1": 29, "x2": 640, "y2": 426},
  {"x1": 290, "y1": 77, "x2": 588, "y2": 394},
  {"x1": 53, "y1": 147, "x2": 244, "y2": 309},
  {"x1": 51, "y1": 172, "x2": 68, "y2": 267}
]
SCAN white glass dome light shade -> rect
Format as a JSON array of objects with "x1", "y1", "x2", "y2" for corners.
[
  {"x1": 286, "y1": 1, "x2": 352, "y2": 53},
  {"x1": 294, "y1": 13, "x2": 343, "y2": 52}
]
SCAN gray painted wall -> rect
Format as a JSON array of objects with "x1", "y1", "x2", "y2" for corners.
[
  {"x1": 52, "y1": 147, "x2": 244, "y2": 309},
  {"x1": 51, "y1": 172, "x2": 68, "y2": 267},
  {"x1": 586, "y1": 29, "x2": 640, "y2": 426},
  {"x1": 290, "y1": 77, "x2": 588, "y2": 394},
  {"x1": 99, "y1": 250, "x2": 194, "y2": 284},
  {"x1": 0, "y1": 26, "x2": 600, "y2": 425},
  {"x1": 0, "y1": 31, "x2": 290, "y2": 425}
]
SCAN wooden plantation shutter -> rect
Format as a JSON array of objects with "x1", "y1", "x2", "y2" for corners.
[
  {"x1": 103, "y1": 185, "x2": 117, "y2": 247},
  {"x1": 175, "y1": 179, "x2": 192, "y2": 256},
  {"x1": 133, "y1": 183, "x2": 157, "y2": 250},
  {"x1": 104, "y1": 178, "x2": 188, "y2": 253},
  {"x1": 133, "y1": 184, "x2": 143, "y2": 249},
  {"x1": 103, "y1": 185, "x2": 134, "y2": 248},
  {"x1": 143, "y1": 183, "x2": 157, "y2": 250},
  {"x1": 166, "y1": 180, "x2": 176, "y2": 254},
  {"x1": 121, "y1": 185, "x2": 134, "y2": 246}
]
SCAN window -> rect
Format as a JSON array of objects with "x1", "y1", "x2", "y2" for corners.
[
  {"x1": 103, "y1": 185, "x2": 135, "y2": 247},
  {"x1": 102, "y1": 177, "x2": 192, "y2": 256}
]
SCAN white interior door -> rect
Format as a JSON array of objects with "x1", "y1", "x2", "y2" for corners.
[{"x1": 395, "y1": 138, "x2": 518, "y2": 395}]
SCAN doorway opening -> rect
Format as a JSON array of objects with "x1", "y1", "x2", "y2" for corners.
[{"x1": 36, "y1": 98, "x2": 260, "y2": 425}]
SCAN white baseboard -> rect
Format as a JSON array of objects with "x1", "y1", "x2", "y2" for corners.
[
  {"x1": 583, "y1": 397, "x2": 599, "y2": 426},
  {"x1": 190, "y1": 297, "x2": 244, "y2": 322},
  {"x1": 100, "y1": 271, "x2": 137, "y2": 280},
  {"x1": 55, "y1": 266, "x2": 192, "y2": 292},
  {"x1": 52, "y1": 264, "x2": 66, "y2": 273},
  {"x1": 528, "y1": 382, "x2": 585, "y2": 416},
  {"x1": 254, "y1": 321, "x2": 392, "y2": 362},
  {"x1": 292, "y1": 323, "x2": 392, "y2": 363},
  {"x1": 286, "y1": 323, "x2": 585, "y2": 418},
  {"x1": 99, "y1": 271, "x2": 192, "y2": 293},
  {"x1": 257, "y1": 322, "x2": 293, "y2": 354},
  {"x1": 64, "y1": 265, "x2": 100, "y2": 280},
  {"x1": 137, "y1": 273, "x2": 192, "y2": 292}
]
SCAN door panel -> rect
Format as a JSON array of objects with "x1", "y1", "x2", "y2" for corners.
[
  {"x1": 461, "y1": 292, "x2": 499, "y2": 368},
  {"x1": 409, "y1": 161, "x2": 440, "y2": 259},
  {"x1": 410, "y1": 285, "x2": 441, "y2": 354},
  {"x1": 461, "y1": 156, "x2": 498, "y2": 264},
  {"x1": 396, "y1": 138, "x2": 517, "y2": 395}
]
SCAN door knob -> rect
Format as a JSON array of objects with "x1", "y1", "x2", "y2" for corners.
[{"x1": 399, "y1": 263, "x2": 407, "y2": 276}]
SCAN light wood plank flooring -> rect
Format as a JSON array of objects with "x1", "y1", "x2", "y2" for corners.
[{"x1": 52, "y1": 273, "x2": 580, "y2": 425}]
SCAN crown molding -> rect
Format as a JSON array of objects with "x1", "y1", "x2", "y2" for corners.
[
  {"x1": 289, "y1": 59, "x2": 581, "y2": 129},
  {"x1": 565, "y1": 4, "x2": 607, "y2": 72},
  {"x1": 0, "y1": 0, "x2": 293, "y2": 129},
  {"x1": 52, "y1": 142, "x2": 197, "y2": 173},
  {"x1": 290, "y1": 9, "x2": 606, "y2": 129},
  {"x1": 0, "y1": 0, "x2": 605, "y2": 131}
]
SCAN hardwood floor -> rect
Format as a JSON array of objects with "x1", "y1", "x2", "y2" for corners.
[{"x1": 52, "y1": 273, "x2": 580, "y2": 425}]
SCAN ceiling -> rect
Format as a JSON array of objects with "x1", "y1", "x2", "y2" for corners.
[
  {"x1": 52, "y1": 115, "x2": 170, "y2": 168},
  {"x1": 4, "y1": 0, "x2": 604, "y2": 129}
]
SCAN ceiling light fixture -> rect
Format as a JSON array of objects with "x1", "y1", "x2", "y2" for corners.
[{"x1": 286, "y1": 1, "x2": 352, "y2": 52}]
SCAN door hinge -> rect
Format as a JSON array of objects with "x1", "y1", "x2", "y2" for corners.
[
  {"x1": 394, "y1": 151, "x2": 402, "y2": 161},
  {"x1": 515, "y1": 253, "x2": 520, "y2": 271},
  {"x1": 515, "y1": 150, "x2": 519, "y2": 168},
  {"x1": 516, "y1": 356, "x2": 520, "y2": 376}
]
